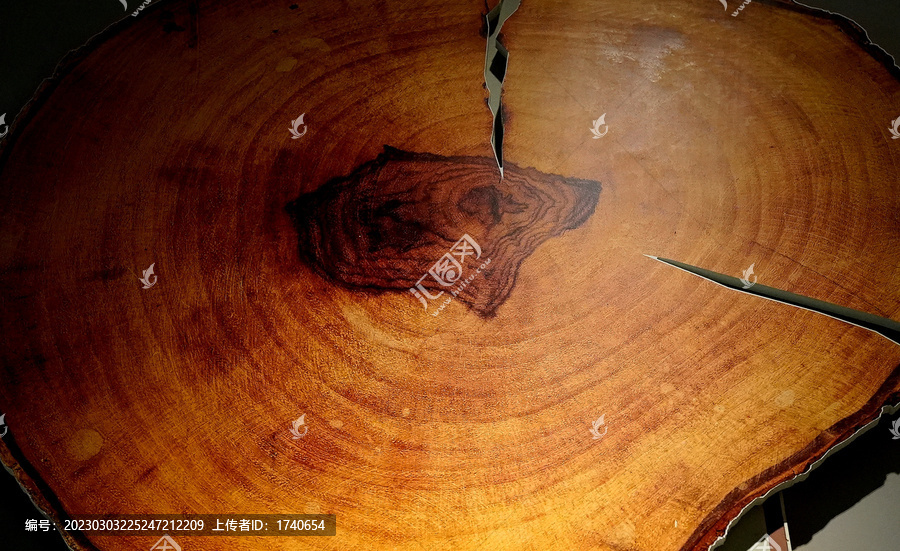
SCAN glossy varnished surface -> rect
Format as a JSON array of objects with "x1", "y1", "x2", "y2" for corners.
[
  {"x1": 286, "y1": 146, "x2": 600, "y2": 317},
  {"x1": 0, "y1": 0, "x2": 899, "y2": 550}
]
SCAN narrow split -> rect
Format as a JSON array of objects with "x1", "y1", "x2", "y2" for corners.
[{"x1": 484, "y1": 0, "x2": 521, "y2": 179}]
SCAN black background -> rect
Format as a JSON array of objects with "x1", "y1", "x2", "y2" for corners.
[{"x1": 0, "y1": 1, "x2": 898, "y2": 549}]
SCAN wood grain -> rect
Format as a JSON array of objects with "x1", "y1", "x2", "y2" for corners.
[
  {"x1": 285, "y1": 146, "x2": 600, "y2": 317},
  {"x1": 1, "y1": 0, "x2": 899, "y2": 550}
]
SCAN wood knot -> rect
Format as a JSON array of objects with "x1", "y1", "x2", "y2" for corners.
[{"x1": 285, "y1": 146, "x2": 600, "y2": 317}]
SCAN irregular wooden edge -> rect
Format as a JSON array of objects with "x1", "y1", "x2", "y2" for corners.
[
  {"x1": 0, "y1": 434, "x2": 99, "y2": 551},
  {"x1": 0, "y1": 2, "x2": 179, "y2": 549},
  {"x1": 2, "y1": 377, "x2": 899, "y2": 551},
  {"x1": 1, "y1": 1, "x2": 899, "y2": 550},
  {"x1": 686, "y1": 2, "x2": 900, "y2": 548},
  {"x1": 3, "y1": 374, "x2": 897, "y2": 551},
  {"x1": 686, "y1": 365, "x2": 900, "y2": 551},
  {"x1": 0, "y1": 0, "x2": 178, "y2": 167},
  {"x1": 776, "y1": 0, "x2": 900, "y2": 75}
]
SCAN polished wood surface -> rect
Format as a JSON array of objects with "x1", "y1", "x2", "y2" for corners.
[{"x1": 1, "y1": 0, "x2": 899, "y2": 550}]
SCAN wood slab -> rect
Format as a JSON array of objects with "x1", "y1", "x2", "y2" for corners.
[{"x1": 1, "y1": 0, "x2": 899, "y2": 549}]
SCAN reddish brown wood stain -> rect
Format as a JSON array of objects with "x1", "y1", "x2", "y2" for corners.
[
  {"x1": 285, "y1": 146, "x2": 600, "y2": 317},
  {"x1": 0, "y1": 0, "x2": 899, "y2": 550}
]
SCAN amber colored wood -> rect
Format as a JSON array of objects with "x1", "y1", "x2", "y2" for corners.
[
  {"x1": 1, "y1": 0, "x2": 900, "y2": 550},
  {"x1": 285, "y1": 146, "x2": 600, "y2": 317}
]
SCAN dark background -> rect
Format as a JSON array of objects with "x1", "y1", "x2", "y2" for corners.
[{"x1": 0, "y1": 0, "x2": 898, "y2": 549}]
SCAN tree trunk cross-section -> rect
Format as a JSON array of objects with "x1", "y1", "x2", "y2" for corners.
[{"x1": 1, "y1": 0, "x2": 899, "y2": 550}]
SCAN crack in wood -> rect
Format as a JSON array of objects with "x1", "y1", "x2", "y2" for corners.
[{"x1": 484, "y1": 0, "x2": 521, "y2": 178}]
